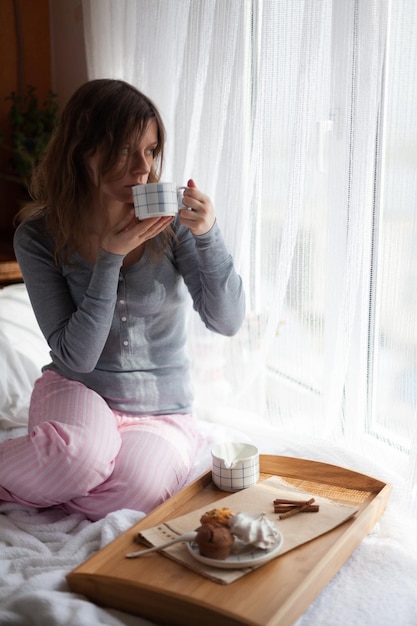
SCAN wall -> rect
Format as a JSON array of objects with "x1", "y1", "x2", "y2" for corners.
[
  {"x1": 49, "y1": 0, "x2": 87, "y2": 110},
  {"x1": 0, "y1": 0, "x2": 87, "y2": 260},
  {"x1": 0, "y1": 0, "x2": 51, "y2": 257}
]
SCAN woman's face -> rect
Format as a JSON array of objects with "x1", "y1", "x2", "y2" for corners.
[{"x1": 87, "y1": 119, "x2": 159, "y2": 207}]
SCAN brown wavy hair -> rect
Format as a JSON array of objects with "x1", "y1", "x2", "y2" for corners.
[{"x1": 17, "y1": 79, "x2": 168, "y2": 264}]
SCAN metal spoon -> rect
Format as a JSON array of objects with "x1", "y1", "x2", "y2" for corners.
[{"x1": 126, "y1": 531, "x2": 197, "y2": 558}]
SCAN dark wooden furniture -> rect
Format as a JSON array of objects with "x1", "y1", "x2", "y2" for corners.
[{"x1": 0, "y1": 237, "x2": 23, "y2": 285}]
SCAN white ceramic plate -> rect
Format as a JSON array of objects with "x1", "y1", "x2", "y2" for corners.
[{"x1": 186, "y1": 531, "x2": 284, "y2": 569}]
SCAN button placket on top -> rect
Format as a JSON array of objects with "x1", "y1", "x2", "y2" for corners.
[{"x1": 118, "y1": 275, "x2": 130, "y2": 354}]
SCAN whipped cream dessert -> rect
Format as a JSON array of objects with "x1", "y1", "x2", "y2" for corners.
[{"x1": 228, "y1": 512, "x2": 281, "y2": 549}]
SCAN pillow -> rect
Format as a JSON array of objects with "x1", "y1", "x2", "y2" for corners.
[{"x1": 0, "y1": 284, "x2": 50, "y2": 428}]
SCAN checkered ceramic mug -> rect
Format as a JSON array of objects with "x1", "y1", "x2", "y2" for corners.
[
  {"x1": 211, "y1": 442, "x2": 260, "y2": 492},
  {"x1": 132, "y1": 182, "x2": 187, "y2": 220}
]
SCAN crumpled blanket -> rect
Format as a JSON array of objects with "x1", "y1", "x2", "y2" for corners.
[{"x1": 0, "y1": 502, "x2": 150, "y2": 626}]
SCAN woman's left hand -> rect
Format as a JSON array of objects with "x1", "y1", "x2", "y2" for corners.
[{"x1": 179, "y1": 179, "x2": 216, "y2": 236}]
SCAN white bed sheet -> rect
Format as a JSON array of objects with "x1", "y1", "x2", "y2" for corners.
[{"x1": 1, "y1": 284, "x2": 417, "y2": 626}]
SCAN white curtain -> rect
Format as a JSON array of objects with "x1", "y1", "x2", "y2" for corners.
[{"x1": 82, "y1": 0, "x2": 417, "y2": 515}]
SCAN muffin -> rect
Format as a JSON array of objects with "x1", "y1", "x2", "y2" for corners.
[
  {"x1": 194, "y1": 523, "x2": 234, "y2": 560},
  {"x1": 199, "y1": 507, "x2": 235, "y2": 527}
]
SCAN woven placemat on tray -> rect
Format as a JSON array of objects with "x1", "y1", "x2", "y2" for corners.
[{"x1": 289, "y1": 479, "x2": 371, "y2": 503}]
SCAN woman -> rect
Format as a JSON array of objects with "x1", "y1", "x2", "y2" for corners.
[{"x1": 0, "y1": 79, "x2": 245, "y2": 520}]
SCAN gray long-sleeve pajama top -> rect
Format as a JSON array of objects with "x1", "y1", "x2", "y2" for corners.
[{"x1": 14, "y1": 214, "x2": 245, "y2": 416}]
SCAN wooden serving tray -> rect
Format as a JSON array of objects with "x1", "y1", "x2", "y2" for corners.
[{"x1": 67, "y1": 455, "x2": 391, "y2": 626}]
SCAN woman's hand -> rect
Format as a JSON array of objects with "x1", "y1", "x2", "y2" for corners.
[
  {"x1": 179, "y1": 179, "x2": 216, "y2": 236},
  {"x1": 101, "y1": 210, "x2": 173, "y2": 256}
]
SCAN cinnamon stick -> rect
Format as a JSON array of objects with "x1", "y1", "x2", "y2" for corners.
[
  {"x1": 273, "y1": 498, "x2": 312, "y2": 506},
  {"x1": 274, "y1": 504, "x2": 319, "y2": 513},
  {"x1": 278, "y1": 497, "x2": 316, "y2": 520}
]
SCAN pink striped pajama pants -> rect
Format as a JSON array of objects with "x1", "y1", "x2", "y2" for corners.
[{"x1": 0, "y1": 371, "x2": 202, "y2": 520}]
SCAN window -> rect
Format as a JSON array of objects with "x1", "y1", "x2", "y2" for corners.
[
  {"x1": 253, "y1": 0, "x2": 416, "y2": 456},
  {"x1": 369, "y1": 1, "x2": 417, "y2": 451}
]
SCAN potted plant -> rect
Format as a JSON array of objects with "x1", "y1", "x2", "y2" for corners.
[{"x1": 0, "y1": 85, "x2": 58, "y2": 194}]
